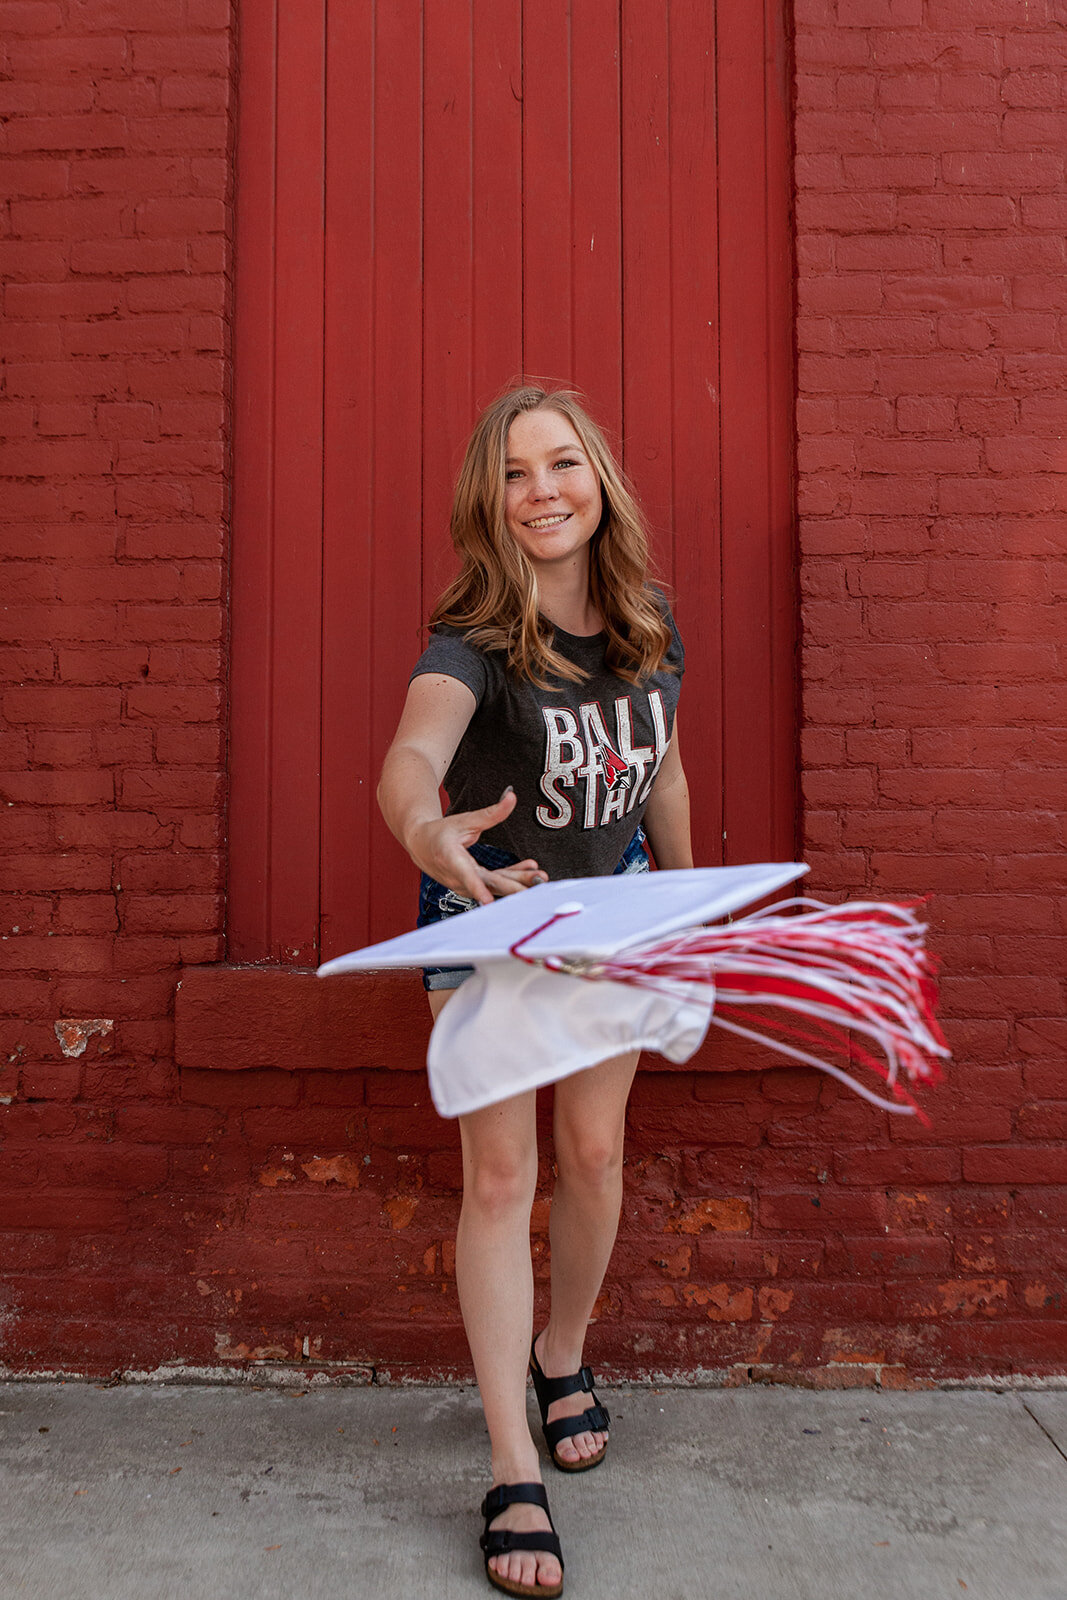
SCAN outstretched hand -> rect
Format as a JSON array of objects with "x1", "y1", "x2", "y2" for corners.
[{"x1": 407, "y1": 787, "x2": 547, "y2": 906}]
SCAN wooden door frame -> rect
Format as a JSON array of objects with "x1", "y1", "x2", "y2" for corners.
[{"x1": 226, "y1": 0, "x2": 797, "y2": 967}]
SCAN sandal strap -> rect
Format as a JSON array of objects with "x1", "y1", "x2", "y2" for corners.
[
  {"x1": 481, "y1": 1481, "x2": 552, "y2": 1520},
  {"x1": 544, "y1": 1403, "x2": 611, "y2": 1450},
  {"x1": 531, "y1": 1362, "x2": 597, "y2": 1407},
  {"x1": 480, "y1": 1481, "x2": 565, "y2": 1572},
  {"x1": 480, "y1": 1529, "x2": 564, "y2": 1565}
]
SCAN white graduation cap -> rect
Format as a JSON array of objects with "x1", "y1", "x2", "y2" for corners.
[{"x1": 318, "y1": 864, "x2": 948, "y2": 1120}]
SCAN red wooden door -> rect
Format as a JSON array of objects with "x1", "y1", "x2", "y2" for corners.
[{"x1": 230, "y1": 0, "x2": 795, "y2": 965}]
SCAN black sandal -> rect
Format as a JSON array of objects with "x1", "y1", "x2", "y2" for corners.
[
  {"x1": 479, "y1": 1482, "x2": 564, "y2": 1599},
  {"x1": 529, "y1": 1334, "x2": 610, "y2": 1473}
]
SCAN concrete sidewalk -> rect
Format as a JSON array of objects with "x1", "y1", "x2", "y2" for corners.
[{"x1": 1, "y1": 1380, "x2": 1065, "y2": 1600}]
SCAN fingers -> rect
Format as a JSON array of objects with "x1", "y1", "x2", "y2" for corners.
[
  {"x1": 471, "y1": 785, "x2": 517, "y2": 826},
  {"x1": 482, "y1": 863, "x2": 547, "y2": 896},
  {"x1": 409, "y1": 791, "x2": 547, "y2": 905},
  {"x1": 454, "y1": 862, "x2": 496, "y2": 907}
]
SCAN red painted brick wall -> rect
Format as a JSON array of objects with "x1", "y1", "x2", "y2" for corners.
[
  {"x1": 790, "y1": 0, "x2": 1067, "y2": 1379},
  {"x1": 0, "y1": 0, "x2": 234, "y2": 1373},
  {"x1": 1, "y1": 0, "x2": 1064, "y2": 1383}
]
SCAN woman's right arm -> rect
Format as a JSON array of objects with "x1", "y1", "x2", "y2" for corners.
[{"x1": 377, "y1": 672, "x2": 545, "y2": 906}]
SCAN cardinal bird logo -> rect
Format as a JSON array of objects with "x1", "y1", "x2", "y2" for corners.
[{"x1": 599, "y1": 742, "x2": 632, "y2": 792}]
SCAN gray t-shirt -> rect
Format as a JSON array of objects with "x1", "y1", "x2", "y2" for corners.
[{"x1": 409, "y1": 608, "x2": 684, "y2": 877}]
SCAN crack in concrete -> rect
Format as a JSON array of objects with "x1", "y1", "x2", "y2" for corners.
[{"x1": 1021, "y1": 1398, "x2": 1067, "y2": 1468}]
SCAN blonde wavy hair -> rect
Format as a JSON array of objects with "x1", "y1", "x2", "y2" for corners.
[{"x1": 431, "y1": 384, "x2": 674, "y2": 686}]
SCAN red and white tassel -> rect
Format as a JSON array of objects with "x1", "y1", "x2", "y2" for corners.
[{"x1": 513, "y1": 897, "x2": 949, "y2": 1119}]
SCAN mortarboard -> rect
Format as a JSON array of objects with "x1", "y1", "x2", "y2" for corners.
[{"x1": 318, "y1": 864, "x2": 948, "y2": 1120}]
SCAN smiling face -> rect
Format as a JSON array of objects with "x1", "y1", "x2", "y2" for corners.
[{"x1": 503, "y1": 407, "x2": 604, "y2": 575}]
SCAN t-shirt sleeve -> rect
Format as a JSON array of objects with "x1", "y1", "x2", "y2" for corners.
[{"x1": 409, "y1": 627, "x2": 490, "y2": 705}]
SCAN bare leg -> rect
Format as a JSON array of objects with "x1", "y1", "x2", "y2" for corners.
[
  {"x1": 535, "y1": 1049, "x2": 640, "y2": 1466},
  {"x1": 430, "y1": 988, "x2": 560, "y2": 1594}
]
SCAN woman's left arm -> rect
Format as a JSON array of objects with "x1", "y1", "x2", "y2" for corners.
[{"x1": 642, "y1": 718, "x2": 694, "y2": 870}]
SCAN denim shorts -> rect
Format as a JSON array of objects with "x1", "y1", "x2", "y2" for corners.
[{"x1": 417, "y1": 827, "x2": 651, "y2": 991}]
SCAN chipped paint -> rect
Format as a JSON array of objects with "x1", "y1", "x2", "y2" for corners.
[
  {"x1": 54, "y1": 1018, "x2": 113, "y2": 1058},
  {"x1": 300, "y1": 1154, "x2": 362, "y2": 1188},
  {"x1": 213, "y1": 1332, "x2": 290, "y2": 1362},
  {"x1": 384, "y1": 1196, "x2": 418, "y2": 1230},
  {"x1": 681, "y1": 1283, "x2": 754, "y2": 1321},
  {"x1": 665, "y1": 1197, "x2": 751, "y2": 1235},
  {"x1": 938, "y1": 1279, "x2": 1010, "y2": 1317},
  {"x1": 654, "y1": 1244, "x2": 691, "y2": 1279},
  {"x1": 757, "y1": 1286, "x2": 793, "y2": 1320},
  {"x1": 257, "y1": 1165, "x2": 295, "y2": 1187}
]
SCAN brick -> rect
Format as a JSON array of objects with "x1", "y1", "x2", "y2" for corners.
[
  {"x1": 963, "y1": 1147, "x2": 1067, "y2": 1185},
  {"x1": 120, "y1": 894, "x2": 222, "y2": 935},
  {"x1": 942, "y1": 150, "x2": 1063, "y2": 190},
  {"x1": 833, "y1": 1148, "x2": 961, "y2": 1186},
  {"x1": 834, "y1": 315, "x2": 939, "y2": 354},
  {"x1": 860, "y1": 439, "x2": 983, "y2": 474},
  {"x1": 9, "y1": 35, "x2": 130, "y2": 77},
  {"x1": 131, "y1": 35, "x2": 231, "y2": 74},
  {"x1": 877, "y1": 354, "x2": 999, "y2": 395},
  {"x1": 4, "y1": 854, "x2": 112, "y2": 893},
  {"x1": 1004, "y1": 32, "x2": 1067, "y2": 68},
  {"x1": 0, "y1": 811, "x2": 51, "y2": 850},
  {"x1": 1000, "y1": 107, "x2": 1067, "y2": 152},
  {"x1": 840, "y1": 155, "x2": 938, "y2": 189},
  {"x1": 758, "y1": 1189, "x2": 888, "y2": 1232},
  {"x1": 70, "y1": 238, "x2": 186, "y2": 276},
  {"x1": 927, "y1": 0, "x2": 1049, "y2": 24},
  {"x1": 1017, "y1": 1104, "x2": 1067, "y2": 1142},
  {"x1": 116, "y1": 853, "x2": 221, "y2": 894},
  {"x1": 0, "y1": 769, "x2": 114, "y2": 806},
  {"x1": 836, "y1": 237, "x2": 939, "y2": 273},
  {"x1": 1011, "y1": 276, "x2": 1067, "y2": 313},
  {"x1": 881, "y1": 111, "x2": 1002, "y2": 153},
  {"x1": 875, "y1": 72, "x2": 939, "y2": 108},
  {"x1": 3, "y1": 687, "x2": 122, "y2": 726},
  {"x1": 883, "y1": 276, "x2": 1011, "y2": 313},
  {"x1": 119, "y1": 769, "x2": 223, "y2": 809},
  {"x1": 8, "y1": 115, "x2": 130, "y2": 155},
  {"x1": 0, "y1": 1192, "x2": 130, "y2": 1231},
  {"x1": 124, "y1": 606, "x2": 223, "y2": 643},
  {"x1": 124, "y1": 685, "x2": 222, "y2": 722},
  {"x1": 7, "y1": 283, "x2": 123, "y2": 326},
  {"x1": 155, "y1": 727, "x2": 223, "y2": 764},
  {"x1": 836, "y1": 0, "x2": 923, "y2": 23},
  {"x1": 0, "y1": 2, "x2": 64, "y2": 32},
  {"x1": 64, "y1": 315, "x2": 190, "y2": 358},
  {"x1": 794, "y1": 22, "x2": 872, "y2": 67}
]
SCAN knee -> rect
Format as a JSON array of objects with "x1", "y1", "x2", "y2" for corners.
[
  {"x1": 463, "y1": 1147, "x2": 537, "y2": 1215},
  {"x1": 556, "y1": 1134, "x2": 623, "y2": 1193}
]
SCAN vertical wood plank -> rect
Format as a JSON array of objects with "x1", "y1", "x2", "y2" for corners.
[
  {"x1": 764, "y1": 0, "x2": 800, "y2": 864},
  {"x1": 620, "y1": 0, "x2": 674, "y2": 551},
  {"x1": 267, "y1": 0, "x2": 326, "y2": 962},
  {"x1": 320, "y1": 0, "x2": 375, "y2": 961},
  {"x1": 717, "y1": 0, "x2": 797, "y2": 864},
  {"x1": 570, "y1": 0, "x2": 623, "y2": 430},
  {"x1": 669, "y1": 0, "x2": 724, "y2": 867},
  {"x1": 521, "y1": 0, "x2": 573, "y2": 382},
  {"x1": 369, "y1": 0, "x2": 426, "y2": 939},
  {"x1": 471, "y1": 0, "x2": 523, "y2": 407},
  {"x1": 229, "y1": 0, "x2": 277, "y2": 959},
  {"x1": 422, "y1": 0, "x2": 474, "y2": 608}
]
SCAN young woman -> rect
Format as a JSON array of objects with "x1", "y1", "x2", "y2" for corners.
[{"x1": 377, "y1": 385, "x2": 693, "y2": 1598}]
